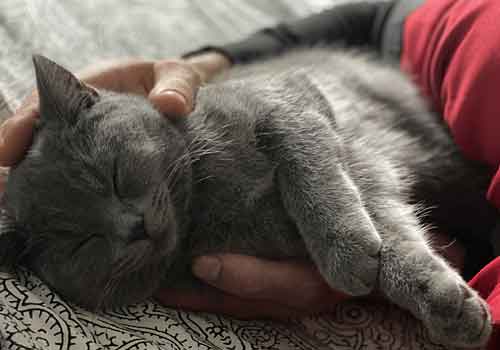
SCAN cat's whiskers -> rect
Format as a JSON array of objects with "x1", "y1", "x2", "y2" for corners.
[
  {"x1": 98, "y1": 242, "x2": 153, "y2": 307},
  {"x1": 164, "y1": 152, "x2": 192, "y2": 187},
  {"x1": 163, "y1": 133, "x2": 228, "y2": 189},
  {"x1": 99, "y1": 276, "x2": 119, "y2": 309}
]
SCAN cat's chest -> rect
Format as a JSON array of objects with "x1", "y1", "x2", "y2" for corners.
[
  {"x1": 191, "y1": 148, "x2": 276, "y2": 222},
  {"x1": 186, "y1": 151, "x2": 303, "y2": 258}
]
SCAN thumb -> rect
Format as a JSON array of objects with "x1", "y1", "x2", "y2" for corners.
[{"x1": 148, "y1": 60, "x2": 202, "y2": 118}]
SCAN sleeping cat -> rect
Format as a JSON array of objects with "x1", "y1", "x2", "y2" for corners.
[{"x1": 0, "y1": 51, "x2": 497, "y2": 348}]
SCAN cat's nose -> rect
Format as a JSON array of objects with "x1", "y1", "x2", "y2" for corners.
[{"x1": 128, "y1": 217, "x2": 147, "y2": 242}]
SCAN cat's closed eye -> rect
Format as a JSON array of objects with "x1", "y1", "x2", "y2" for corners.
[
  {"x1": 113, "y1": 166, "x2": 152, "y2": 202},
  {"x1": 112, "y1": 159, "x2": 123, "y2": 199},
  {"x1": 71, "y1": 234, "x2": 104, "y2": 255}
]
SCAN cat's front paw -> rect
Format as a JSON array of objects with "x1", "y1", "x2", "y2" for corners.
[
  {"x1": 423, "y1": 277, "x2": 491, "y2": 348},
  {"x1": 327, "y1": 230, "x2": 382, "y2": 296}
]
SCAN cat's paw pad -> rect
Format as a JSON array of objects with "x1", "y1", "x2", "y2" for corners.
[
  {"x1": 329, "y1": 233, "x2": 381, "y2": 296},
  {"x1": 424, "y1": 280, "x2": 491, "y2": 348}
]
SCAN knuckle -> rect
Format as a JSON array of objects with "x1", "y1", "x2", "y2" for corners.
[
  {"x1": 0, "y1": 118, "x2": 14, "y2": 139},
  {"x1": 157, "y1": 59, "x2": 190, "y2": 73},
  {"x1": 156, "y1": 59, "x2": 202, "y2": 84},
  {"x1": 15, "y1": 96, "x2": 38, "y2": 114},
  {"x1": 157, "y1": 58, "x2": 184, "y2": 69}
]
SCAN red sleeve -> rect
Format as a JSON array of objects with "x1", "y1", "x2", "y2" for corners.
[
  {"x1": 469, "y1": 258, "x2": 500, "y2": 350},
  {"x1": 401, "y1": 0, "x2": 500, "y2": 208},
  {"x1": 400, "y1": 1, "x2": 500, "y2": 348}
]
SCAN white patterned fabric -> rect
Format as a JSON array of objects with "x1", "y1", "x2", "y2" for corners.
[
  {"x1": 0, "y1": 1, "x2": 447, "y2": 349},
  {"x1": 1, "y1": 269, "x2": 445, "y2": 350}
]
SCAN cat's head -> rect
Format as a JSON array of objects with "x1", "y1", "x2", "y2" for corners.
[{"x1": 0, "y1": 55, "x2": 192, "y2": 308}]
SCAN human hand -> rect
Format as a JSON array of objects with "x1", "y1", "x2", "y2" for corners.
[
  {"x1": 155, "y1": 231, "x2": 465, "y2": 320},
  {"x1": 0, "y1": 51, "x2": 231, "y2": 167},
  {"x1": 155, "y1": 254, "x2": 349, "y2": 320}
]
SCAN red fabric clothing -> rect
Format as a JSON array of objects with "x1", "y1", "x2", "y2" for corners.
[
  {"x1": 401, "y1": 0, "x2": 500, "y2": 208},
  {"x1": 469, "y1": 257, "x2": 500, "y2": 350},
  {"x1": 401, "y1": 1, "x2": 500, "y2": 348}
]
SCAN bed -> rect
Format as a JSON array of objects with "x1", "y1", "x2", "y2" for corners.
[{"x1": 0, "y1": 1, "x2": 448, "y2": 349}]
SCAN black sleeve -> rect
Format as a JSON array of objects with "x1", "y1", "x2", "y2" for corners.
[{"x1": 183, "y1": 1, "x2": 394, "y2": 63}]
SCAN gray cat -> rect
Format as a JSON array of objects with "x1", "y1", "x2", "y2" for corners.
[{"x1": 0, "y1": 51, "x2": 497, "y2": 348}]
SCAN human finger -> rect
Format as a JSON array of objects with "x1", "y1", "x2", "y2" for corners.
[
  {"x1": 148, "y1": 60, "x2": 202, "y2": 117},
  {"x1": 155, "y1": 286, "x2": 306, "y2": 320},
  {"x1": 0, "y1": 108, "x2": 38, "y2": 166},
  {"x1": 192, "y1": 254, "x2": 349, "y2": 309}
]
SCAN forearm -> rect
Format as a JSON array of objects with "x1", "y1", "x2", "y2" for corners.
[{"x1": 185, "y1": 1, "x2": 394, "y2": 63}]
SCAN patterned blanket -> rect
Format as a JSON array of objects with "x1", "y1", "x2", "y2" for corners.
[{"x1": 0, "y1": 1, "x2": 447, "y2": 349}]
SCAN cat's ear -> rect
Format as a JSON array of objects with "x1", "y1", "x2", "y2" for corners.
[
  {"x1": 32, "y1": 54, "x2": 99, "y2": 125},
  {"x1": 0, "y1": 209, "x2": 25, "y2": 270}
]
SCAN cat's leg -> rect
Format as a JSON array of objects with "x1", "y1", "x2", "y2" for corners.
[
  {"x1": 257, "y1": 110, "x2": 382, "y2": 295},
  {"x1": 369, "y1": 198, "x2": 491, "y2": 347}
]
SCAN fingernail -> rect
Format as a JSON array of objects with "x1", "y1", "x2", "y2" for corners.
[
  {"x1": 193, "y1": 256, "x2": 221, "y2": 282},
  {"x1": 157, "y1": 90, "x2": 187, "y2": 104}
]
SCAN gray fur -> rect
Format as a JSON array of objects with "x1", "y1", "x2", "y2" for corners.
[{"x1": 0, "y1": 51, "x2": 497, "y2": 348}]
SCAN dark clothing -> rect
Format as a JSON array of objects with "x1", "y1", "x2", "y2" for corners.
[
  {"x1": 185, "y1": 0, "x2": 424, "y2": 63},
  {"x1": 217, "y1": 1, "x2": 393, "y2": 61}
]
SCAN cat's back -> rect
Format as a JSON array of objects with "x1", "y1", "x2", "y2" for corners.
[
  {"x1": 216, "y1": 48, "x2": 497, "y2": 249},
  {"x1": 221, "y1": 48, "x2": 441, "y2": 162},
  {"x1": 222, "y1": 48, "x2": 442, "y2": 151},
  {"x1": 224, "y1": 48, "x2": 422, "y2": 114}
]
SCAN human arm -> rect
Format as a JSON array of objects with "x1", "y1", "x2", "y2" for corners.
[{"x1": 184, "y1": 1, "x2": 394, "y2": 64}]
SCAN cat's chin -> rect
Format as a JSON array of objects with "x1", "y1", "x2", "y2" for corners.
[{"x1": 84, "y1": 248, "x2": 174, "y2": 309}]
